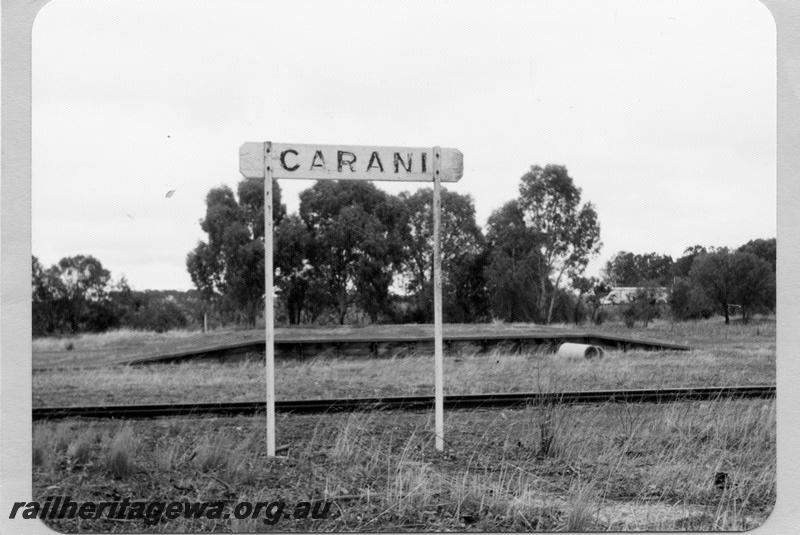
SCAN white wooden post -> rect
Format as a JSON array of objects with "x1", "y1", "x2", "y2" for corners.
[
  {"x1": 264, "y1": 142, "x2": 276, "y2": 457},
  {"x1": 432, "y1": 146, "x2": 444, "y2": 452}
]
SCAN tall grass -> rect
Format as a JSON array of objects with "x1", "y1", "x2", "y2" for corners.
[
  {"x1": 597, "y1": 316, "x2": 776, "y2": 349},
  {"x1": 194, "y1": 434, "x2": 230, "y2": 472},
  {"x1": 155, "y1": 442, "x2": 181, "y2": 472},
  {"x1": 33, "y1": 396, "x2": 774, "y2": 531},
  {"x1": 66, "y1": 431, "x2": 94, "y2": 466},
  {"x1": 561, "y1": 480, "x2": 598, "y2": 531},
  {"x1": 380, "y1": 399, "x2": 771, "y2": 529},
  {"x1": 105, "y1": 425, "x2": 137, "y2": 478},
  {"x1": 33, "y1": 328, "x2": 201, "y2": 352},
  {"x1": 32, "y1": 421, "x2": 82, "y2": 469},
  {"x1": 33, "y1": 343, "x2": 775, "y2": 408},
  {"x1": 30, "y1": 317, "x2": 774, "y2": 531},
  {"x1": 34, "y1": 316, "x2": 775, "y2": 346}
]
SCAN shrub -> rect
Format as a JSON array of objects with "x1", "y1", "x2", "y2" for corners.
[
  {"x1": 67, "y1": 434, "x2": 93, "y2": 466},
  {"x1": 620, "y1": 287, "x2": 662, "y2": 327},
  {"x1": 621, "y1": 305, "x2": 637, "y2": 328},
  {"x1": 669, "y1": 277, "x2": 715, "y2": 321},
  {"x1": 561, "y1": 480, "x2": 597, "y2": 531},
  {"x1": 105, "y1": 426, "x2": 136, "y2": 478},
  {"x1": 689, "y1": 250, "x2": 775, "y2": 325},
  {"x1": 194, "y1": 435, "x2": 229, "y2": 472},
  {"x1": 592, "y1": 307, "x2": 605, "y2": 325},
  {"x1": 155, "y1": 442, "x2": 180, "y2": 472},
  {"x1": 32, "y1": 443, "x2": 46, "y2": 467},
  {"x1": 631, "y1": 288, "x2": 660, "y2": 327},
  {"x1": 51, "y1": 423, "x2": 72, "y2": 453}
]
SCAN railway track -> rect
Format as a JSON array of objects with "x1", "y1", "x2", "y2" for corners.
[{"x1": 33, "y1": 385, "x2": 775, "y2": 420}]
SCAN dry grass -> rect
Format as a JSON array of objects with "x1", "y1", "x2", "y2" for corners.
[
  {"x1": 33, "y1": 343, "x2": 774, "y2": 407},
  {"x1": 154, "y1": 442, "x2": 181, "y2": 472},
  {"x1": 32, "y1": 434, "x2": 47, "y2": 468},
  {"x1": 105, "y1": 425, "x2": 137, "y2": 478},
  {"x1": 32, "y1": 397, "x2": 775, "y2": 532},
  {"x1": 32, "y1": 316, "x2": 774, "y2": 369},
  {"x1": 194, "y1": 434, "x2": 230, "y2": 472},
  {"x1": 66, "y1": 431, "x2": 94, "y2": 466},
  {"x1": 29, "y1": 317, "x2": 775, "y2": 531},
  {"x1": 32, "y1": 328, "x2": 202, "y2": 352},
  {"x1": 597, "y1": 316, "x2": 775, "y2": 349},
  {"x1": 561, "y1": 480, "x2": 598, "y2": 531},
  {"x1": 32, "y1": 421, "x2": 78, "y2": 470}
]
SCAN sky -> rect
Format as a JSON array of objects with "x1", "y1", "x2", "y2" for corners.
[{"x1": 31, "y1": 0, "x2": 776, "y2": 291}]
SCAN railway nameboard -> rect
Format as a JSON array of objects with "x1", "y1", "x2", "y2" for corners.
[{"x1": 240, "y1": 142, "x2": 463, "y2": 182}]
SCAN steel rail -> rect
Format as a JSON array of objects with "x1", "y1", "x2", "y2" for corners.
[{"x1": 32, "y1": 385, "x2": 775, "y2": 420}]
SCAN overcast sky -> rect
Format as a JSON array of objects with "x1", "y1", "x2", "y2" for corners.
[{"x1": 32, "y1": 0, "x2": 776, "y2": 291}]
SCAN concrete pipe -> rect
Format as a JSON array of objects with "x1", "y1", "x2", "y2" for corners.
[{"x1": 556, "y1": 342, "x2": 605, "y2": 359}]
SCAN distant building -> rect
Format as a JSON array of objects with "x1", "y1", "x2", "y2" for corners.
[{"x1": 600, "y1": 286, "x2": 669, "y2": 306}]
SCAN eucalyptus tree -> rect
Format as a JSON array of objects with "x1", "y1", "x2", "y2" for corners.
[
  {"x1": 518, "y1": 165, "x2": 602, "y2": 323},
  {"x1": 398, "y1": 188, "x2": 487, "y2": 322},
  {"x1": 689, "y1": 249, "x2": 774, "y2": 324},
  {"x1": 186, "y1": 178, "x2": 284, "y2": 326},
  {"x1": 299, "y1": 180, "x2": 405, "y2": 324},
  {"x1": 483, "y1": 200, "x2": 544, "y2": 322}
]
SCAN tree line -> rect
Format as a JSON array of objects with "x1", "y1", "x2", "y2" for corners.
[
  {"x1": 31, "y1": 163, "x2": 775, "y2": 335},
  {"x1": 185, "y1": 163, "x2": 774, "y2": 327},
  {"x1": 601, "y1": 239, "x2": 775, "y2": 325},
  {"x1": 185, "y1": 164, "x2": 602, "y2": 326},
  {"x1": 32, "y1": 255, "x2": 203, "y2": 335}
]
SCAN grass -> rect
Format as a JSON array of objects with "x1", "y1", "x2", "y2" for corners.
[
  {"x1": 32, "y1": 398, "x2": 776, "y2": 532},
  {"x1": 33, "y1": 343, "x2": 774, "y2": 407},
  {"x1": 32, "y1": 317, "x2": 773, "y2": 409},
  {"x1": 194, "y1": 434, "x2": 231, "y2": 472},
  {"x1": 562, "y1": 480, "x2": 597, "y2": 531},
  {"x1": 31, "y1": 316, "x2": 774, "y2": 369},
  {"x1": 29, "y1": 317, "x2": 776, "y2": 531},
  {"x1": 105, "y1": 425, "x2": 137, "y2": 478},
  {"x1": 597, "y1": 316, "x2": 776, "y2": 350},
  {"x1": 155, "y1": 442, "x2": 180, "y2": 472},
  {"x1": 32, "y1": 328, "x2": 203, "y2": 353},
  {"x1": 66, "y1": 432, "x2": 93, "y2": 467}
]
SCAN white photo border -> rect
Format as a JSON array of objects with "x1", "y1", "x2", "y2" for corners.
[{"x1": 1, "y1": 1, "x2": 795, "y2": 533}]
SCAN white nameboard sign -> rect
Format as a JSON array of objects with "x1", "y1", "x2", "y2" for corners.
[{"x1": 240, "y1": 142, "x2": 463, "y2": 182}]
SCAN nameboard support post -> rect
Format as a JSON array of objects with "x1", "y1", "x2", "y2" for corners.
[
  {"x1": 432, "y1": 146, "x2": 444, "y2": 452},
  {"x1": 264, "y1": 141, "x2": 276, "y2": 457}
]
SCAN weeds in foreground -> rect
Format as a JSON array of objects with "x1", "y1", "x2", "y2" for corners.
[
  {"x1": 105, "y1": 425, "x2": 137, "y2": 478},
  {"x1": 194, "y1": 434, "x2": 230, "y2": 472},
  {"x1": 561, "y1": 479, "x2": 597, "y2": 531},
  {"x1": 32, "y1": 441, "x2": 46, "y2": 468},
  {"x1": 155, "y1": 442, "x2": 181, "y2": 472},
  {"x1": 33, "y1": 397, "x2": 775, "y2": 532},
  {"x1": 66, "y1": 431, "x2": 93, "y2": 467},
  {"x1": 224, "y1": 430, "x2": 261, "y2": 486}
]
